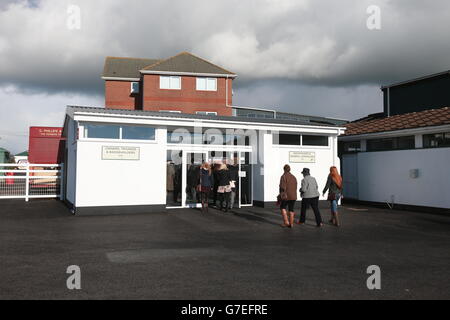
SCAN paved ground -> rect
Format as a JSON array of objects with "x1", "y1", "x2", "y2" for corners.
[{"x1": 0, "y1": 199, "x2": 449, "y2": 300}]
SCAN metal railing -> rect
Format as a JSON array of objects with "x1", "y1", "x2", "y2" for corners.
[{"x1": 0, "y1": 164, "x2": 64, "y2": 201}]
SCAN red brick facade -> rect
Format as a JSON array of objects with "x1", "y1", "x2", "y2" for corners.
[
  {"x1": 105, "y1": 80, "x2": 142, "y2": 110},
  {"x1": 105, "y1": 75, "x2": 233, "y2": 116},
  {"x1": 141, "y1": 75, "x2": 232, "y2": 116}
]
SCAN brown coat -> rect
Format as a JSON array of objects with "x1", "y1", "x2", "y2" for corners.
[{"x1": 279, "y1": 172, "x2": 298, "y2": 201}]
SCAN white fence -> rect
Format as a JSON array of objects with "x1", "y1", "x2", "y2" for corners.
[{"x1": 0, "y1": 164, "x2": 63, "y2": 201}]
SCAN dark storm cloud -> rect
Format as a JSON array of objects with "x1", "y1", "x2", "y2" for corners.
[
  {"x1": 1, "y1": 0, "x2": 450, "y2": 95},
  {"x1": 1, "y1": 0, "x2": 450, "y2": 155}
]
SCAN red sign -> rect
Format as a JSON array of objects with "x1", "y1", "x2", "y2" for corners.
[
  {"x1": 28, "y1": 127, "x2": 66, "y2": 164},
  {"x1": 29, "y1": 127, "x2": 63, "y2": 138}
]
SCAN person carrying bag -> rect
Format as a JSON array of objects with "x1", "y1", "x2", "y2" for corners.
[{"x1": 278, "y1": 165, "x2": 298, "y2": 228}]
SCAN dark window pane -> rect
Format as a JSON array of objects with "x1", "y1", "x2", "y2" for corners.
[
  {"x1": 367, "y1": 136, "x2": 415, "y2": 152},
  {"x1": 367, "y1": 138, "x2": 393, "y2": 151},
  {"x1": 302, "y1": 135, "x2": 329, "y2": 146},
  {"x1": 397, "y1": 136, "x2": 415, "y2": 149},
  {"x1": 274, "y1": 133, "x2": 301, "y2": 145},
  {"x1": 167, "y1": 131, "x2": 191, "y2": 144},
  {"x1": 85, "y1": 124, "x2": 120, "y2": 139},
  {"x1": 423, "y1": 132, "x2": 450, "y2": 148},
  {"x1": 122, "y1": 126, "x2": 155, "y2": 140},
  {"x1": 343, "y1": 141, "x2": 361, "y2": 153}
]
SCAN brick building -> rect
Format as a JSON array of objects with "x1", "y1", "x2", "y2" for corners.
[{"x1": 102, "y1": 52, "x2": 236, "y2": 116}]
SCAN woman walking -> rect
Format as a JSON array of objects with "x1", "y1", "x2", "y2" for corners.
[
  {"x1": 322, "y1": 166, "x2": 343, "y2": 226},
  {"x1": 199, "y1": 162, "x2": 214, "y2": 213},
  {"x1": 216, "y1": 163, "x2": 232, "y2": 212},
  {"x1": 278, "y1": 165, "x2": 298, "y2": 228}
]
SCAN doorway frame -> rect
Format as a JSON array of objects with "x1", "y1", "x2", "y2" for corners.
[
  {"x1": 166, "y1": 147, "x2": 253, "y2": 209},
  {"x1": 183, "y1": 151, "x2": 208, "y2": 209}
]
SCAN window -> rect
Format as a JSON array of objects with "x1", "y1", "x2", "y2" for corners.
[
  {"x1": 273, "y1": 133, "x2": 329, "y2": 146},
  {"x1": 423, "y1": 132, "x2": 450, "y2": 148},
  {"x1": 83, "y1": 123, "x2": 155, "y2": 141},
  {"x1": 167, "y1": 129, "x2": 250, "y2": 146},
  {"x1": 302, "y1": 135, "x2": 329, "y2": 146},
  {"x1": 122, "y1": 126, "x2": 155, "y2": 140},
  {"x1": 160, "y1": 76, "x2": 181, "y2": 90},
  {"x1": 367, "y1": 136, "x2": 415, "y2": 152},
  {"x1": 196, "y1": 77, "x2": 217, "y2": 91},
  {"x1": 130, "y1": 82, "x2": 139, "y2": 94},
  {"x1": 84, "y1": 124, "x2": 120, "y2": 139},
  {"x1": 196, "y1": 111, "x2": 218, "y2": 116},
  {"x1": 342, "y1": 141, "x2": 361, "y2": 153},
  {"x1": 160, "y1": 110, "x2": 182, "y2": 113},
  {"x1": 273, "y1": 133, "x2": 301, "y2": 145}
]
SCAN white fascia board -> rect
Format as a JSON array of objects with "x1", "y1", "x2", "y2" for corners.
[
  {"x1": 101, "y1": 77, "x2": 140, "y2": 81},
  {"x1": 72, "y1": 112, "x2": 345, "y2": 135},
  {"x1": 140, "y1": 70, "x2": 237, "y2": 78},
  {"x1": 339, "y1": 124, "x2": 450, "y2": 141}
]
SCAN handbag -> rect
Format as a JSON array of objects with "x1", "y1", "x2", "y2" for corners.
[
  {"x1": 327, "y1": 192, "x2": 336, "y2": 201},
  {"x1": 276, "y1": 194, "x2": 282, "y2": 206}
]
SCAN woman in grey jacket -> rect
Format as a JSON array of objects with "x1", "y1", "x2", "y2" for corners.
[{"x1": 322, "y1": 166, "x2": 343, "y2": 226}]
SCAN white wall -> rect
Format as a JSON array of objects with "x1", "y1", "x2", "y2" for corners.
[
  {"x1": 263, "y1": 133, "x2": 339, "y2": 202},
  {"x1": 74, "y1": 128, "x2": 166, "y2": 208},
  {"x1": 356, "y1": 148, "x2": 450, "y2": 209},
  {"x1": 66, "y1": 119, "x2": 77, "y2": 205}
]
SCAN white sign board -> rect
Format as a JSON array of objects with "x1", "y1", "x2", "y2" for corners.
[
  {"x1": 102, "y1": 146, "x2": 140, "y2": 160},
  {"x1": 289, "y1": 151, "x2": 316, "y2": 163}
]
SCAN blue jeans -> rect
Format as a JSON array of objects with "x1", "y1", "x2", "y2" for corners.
[{"x1": 331, "y1": 194, "x2": 341, "y2": 213}]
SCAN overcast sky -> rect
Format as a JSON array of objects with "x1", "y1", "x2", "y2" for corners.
[{"x1": 1, "y1": 0, "x2": 450, "y2": 154}]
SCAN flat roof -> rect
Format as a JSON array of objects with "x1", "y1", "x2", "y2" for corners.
[
  {"x1": 67, "y1": 106, "x2": 344, "y2": 128},
  {"x1": 381, "y1": 70, "x2": 450, "y2": 90}
]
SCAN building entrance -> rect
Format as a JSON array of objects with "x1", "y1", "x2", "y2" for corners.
[{"x1": 166, "y1": 149, "x2": 252, "y2": 209}]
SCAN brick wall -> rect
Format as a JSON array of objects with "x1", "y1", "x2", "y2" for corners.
[
  {"x1": 105, "y1": 80, "x2": 142, "y2": 110},
  {"x1": 142, "y1": 75, "x2": 233, "y2": 116}
]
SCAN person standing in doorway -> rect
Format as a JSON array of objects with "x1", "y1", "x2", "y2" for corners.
[
  {"x1": 216, "y1": 163, "x2": 232, "y2": 212},
  {"x1": 279, "y1": 165, "x2": 298, "y2": 228},
  {"x1": 298, "y1": 168, "x2": 323, "y2": 227},
  {"x1": 322, "y1": 166, "x2": 343, "y2": 227},
  {"x1": 227, "y1": 159, "x2": 239, "y2": 210},
  {"x1": 212, "y1": 163, "x2": 220, "y2": 208},
  {"x1": 199, "y1": 162, "x2": 214, "y2": 213}
]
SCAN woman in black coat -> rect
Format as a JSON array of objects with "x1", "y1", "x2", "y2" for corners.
[{"x1": 216, "y1": 163, "x2": 232, "y2": 212}]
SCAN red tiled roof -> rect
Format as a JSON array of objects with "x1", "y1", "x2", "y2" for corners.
[{"x1": 344, "y1": 107, "x2": 450, "y2": 136}]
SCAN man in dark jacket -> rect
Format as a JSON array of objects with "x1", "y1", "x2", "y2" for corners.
[
  {"x1": 298, "y1": 168, "x2": 323, "y2": 227},
  {"x1": 279, "y1": 165, "x2": 298, "y2": 228}
]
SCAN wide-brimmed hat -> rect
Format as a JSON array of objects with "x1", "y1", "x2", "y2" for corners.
[{"x1": 301, "y1": 168, "x2": 310, "y2": 175}]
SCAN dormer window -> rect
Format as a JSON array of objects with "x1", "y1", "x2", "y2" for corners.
[
  {"x1": 196, "y1": 77, "x2": 217, "y2": 91},
  {"x1": 130, "y1": 82, "x2": 139, "y2": 94}
]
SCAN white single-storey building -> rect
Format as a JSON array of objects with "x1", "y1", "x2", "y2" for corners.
[
  {"x1": 63, "y1": 106, "x2": 345, "y2": 215},
  {"x1": 340, "y1": 107, "x2": 450, "y2": 213}
]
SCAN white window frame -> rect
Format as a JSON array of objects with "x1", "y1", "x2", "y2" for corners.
[
  {"x1": 160, "y1": 110, "x2": 182, "y2": 113},
  {"x1": 196, "y1": 77, "x2": 217, "y2": 91},
  {"x1": 160, "y1": 76, "x2": 181, "y2": 90},
  {"x1": 130, "y1": 81, "x2": 140, "y2": 94},
  {"x1": 80, "y1": 122, "x2": 156, "y2": 143},
  {"x1": 196, "y1": 111, "x2": 218, "y2": 116}
]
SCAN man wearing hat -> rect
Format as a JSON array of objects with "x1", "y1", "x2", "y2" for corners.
[{"x1": 298, "y1": 168, "x2": 323, "y2": 227}]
